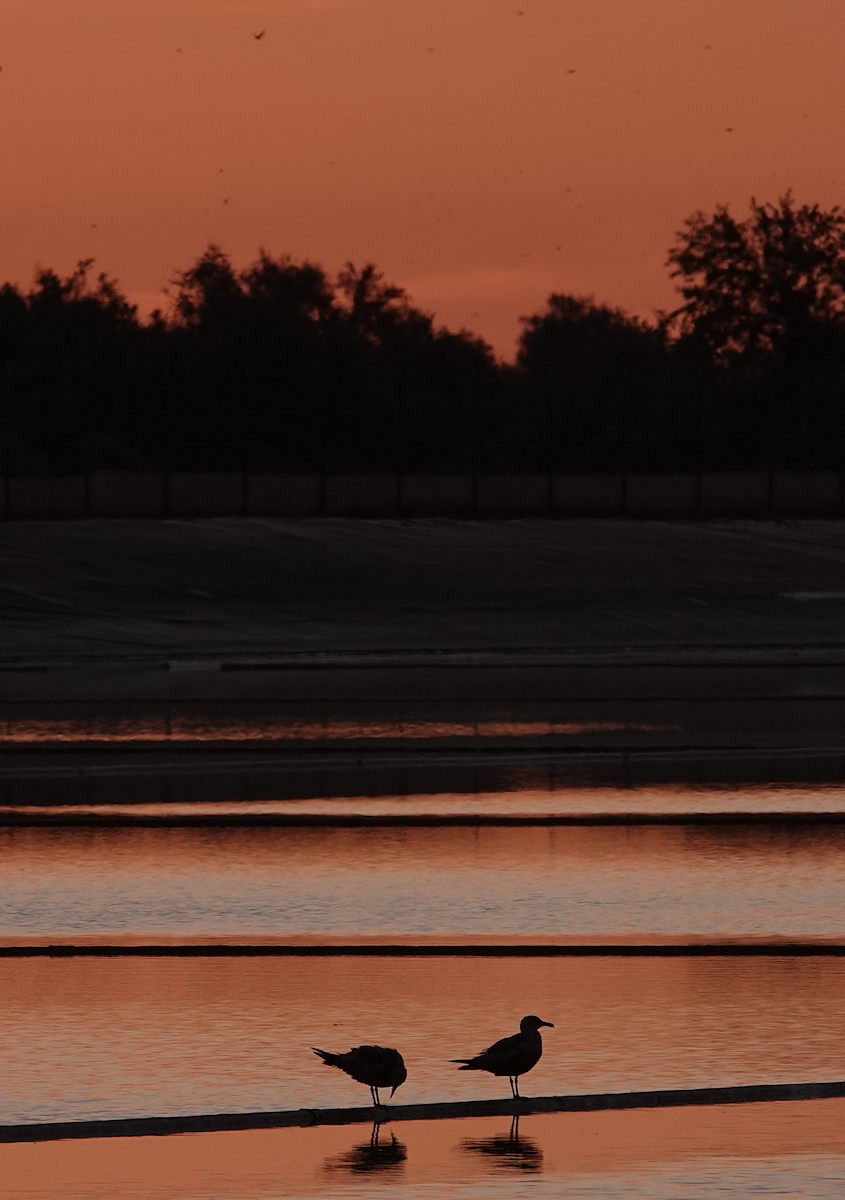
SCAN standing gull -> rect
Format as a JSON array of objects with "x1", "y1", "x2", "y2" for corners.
[
  {"x1": 313, "y1": 1044, "x2": 407, "y2": 1106},
  {"x1": 451, "y1": 1015, "x2": 554, "y2": 1098}
]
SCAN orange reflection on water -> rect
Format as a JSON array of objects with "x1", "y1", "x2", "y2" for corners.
[
  {"x1": 4, "y1": 1101, "x2": 845, "y2": 1199},
  {"x1": 5, "y1": 822, "x2": 845, "y2": 941},
  {"x1": 8, "y1": 782, "x2": 845, "y2": 820},
  {"x1": 3, "y1": 955, "x2": 845, "y2": 1123},
  {"x1": 0, "y1": 715, "x2": 661, "y2": 743}
]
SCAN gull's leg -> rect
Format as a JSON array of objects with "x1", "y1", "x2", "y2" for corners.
[{"x1": 514, "y1": 1075, "x2": 521, "y2": 1099}]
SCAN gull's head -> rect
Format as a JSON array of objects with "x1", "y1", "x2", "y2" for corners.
[
  {"x1": 389, "y1": 1053, "x2": 408, "y2": 1098},
  {"x1": 520, "y1": 1015, "x2": 554, "y2": 1032}
]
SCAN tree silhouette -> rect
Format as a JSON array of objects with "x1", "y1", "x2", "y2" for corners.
[
  {"x1": 1, "y1": 261, "x2": 144, "y2": 472},
  {"x1": 666, "y1": 195, "x2": 845, "y2": 467},
  {"x1": 0, "y1": 283, "x2": 27, "y2": 363},
  {"x1": 516, "y1": 293, "x2": 670, "y2": 468},
  {"x1": 2, "y1": 205, "x2": 844, "y2": 479},
  {"x1": 168, "y1": 244, "x2": 243, "y2": 332},
  {"x1": 329, "y1": 262, "x2": 498, "y2": 470},
  {"x1": 518, "y1": 293, "x2": 665, "y2": 377},
  {"x1": 335, "y1": 262, "x2": 435, "y2": 354},
  {"x1": 666, "y1": 192, "x2": 845, "y2": 366}
]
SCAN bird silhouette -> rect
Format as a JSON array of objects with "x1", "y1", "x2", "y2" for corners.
[
  {"x1": 313, "y1": 1044, "x2": 407, "y2": 1106},
  {"x1": 253, "y1": 29, "x2": 266, "y2": 40},
  {"x1": 451, "y1": 1015, "x2": 554, "y2": 1098}
]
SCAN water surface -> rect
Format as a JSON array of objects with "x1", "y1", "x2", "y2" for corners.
[
  {"x1": 7, "y1": 781, "x2": 845, "y2": 818},
  {"x1": 3, "y1": 774, "x2": 842, "y2": 1199},
  {"x1": 1, "y1": 955, "x2": 844, "y2": 1123},
  {"x1": 3, "y1": 817, "x2": 845, "y2": 942},
  {"x1": 3, "y1": 1101, "x2": 845, "y2": 1199}
]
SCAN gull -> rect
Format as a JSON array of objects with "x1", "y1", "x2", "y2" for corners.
[
  {"x1": 313, "y1": 1044, "x2": 407, "y2": 1106},
  {"x1": 253, "y1": 29, "x2": 266, "y2": 40},
  {"x1": 451, "y1": 1015, "x2": 554, "y2": 1098}
]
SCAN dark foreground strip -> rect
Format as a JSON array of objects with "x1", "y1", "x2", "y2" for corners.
[
  {"x1": 4, "y1": 1081, "x2": 845, "y2": 1143},
  {"x1": 2, "y1": 942, "x2": 845, "y2": 957}
]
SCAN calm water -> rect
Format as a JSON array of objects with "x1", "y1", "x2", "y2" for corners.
[
  {"x1": 1, "y1": 955, "x2": 845, "y2": 1122},
  {"x1": 0, "y1": 710, "x2": 657, "y2": 743},
  {"x1": 3, "y1": 813, "x2": 845, "y2": 941},
  {"x1": 8, "y1": 781, "x2": 845, "y2": 817},
  {"x1": 3, "y1": 778, "x2": 844, "y2": 1198},
  {"x1": 4, "y1": 1104, "x2": 845, "y2": 1199}
]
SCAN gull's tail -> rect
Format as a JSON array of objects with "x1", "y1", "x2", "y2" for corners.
[{"x1": 313, "y1": 1047, "x2": 343, "y2": 1067}]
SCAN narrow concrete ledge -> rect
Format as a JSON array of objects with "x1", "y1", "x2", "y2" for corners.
[
  {"x1": 2, "y1": 941, "x2": 845, "y2": 958},
  {"x1": 3, "y1": 809, "x2": 845, "y2": 828},
  {"x1": 4, "y1": 1080, "x2": 844, "y2": 1142}
]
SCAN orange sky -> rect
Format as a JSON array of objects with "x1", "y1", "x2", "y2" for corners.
[{"x1": 2, "y1": 0, "x2": 843, "y2": 357}]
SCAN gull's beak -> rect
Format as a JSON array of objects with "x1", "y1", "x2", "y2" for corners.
[{"x1": 540, "y1": 1020, "x2": 555, "y2": 1028}]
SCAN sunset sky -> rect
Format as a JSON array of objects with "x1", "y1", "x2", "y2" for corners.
[{"x1": 2, "y1": 0, "x2": 843, "y2": 357}]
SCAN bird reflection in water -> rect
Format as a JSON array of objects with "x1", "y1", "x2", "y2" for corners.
[
  {"x1": 461, "y1": 1114, "x2": 543, "y2": 1173},
  {"x1": 323, "y1": 1122, "x2": 408, "y2": 1175}
]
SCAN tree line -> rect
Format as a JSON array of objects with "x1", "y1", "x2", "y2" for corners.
[{"x1": 1, "y1": 192, "x2": 844, "y2": 476}]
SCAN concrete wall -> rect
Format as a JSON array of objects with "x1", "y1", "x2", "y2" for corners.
[
  {"x1": 323, "y1": 473, "x2": 400, "y2": 515},
  {"x1": 89, "y1": 471, "x2": 165, "y2": 517},
  {"x1": 8, "y1": 475, "x2": 88, "y2": 517},
  {"x1": 476, "y1": 473, "x2": 550, "y2": 515},
  {"x1": 625, "y1": 473, "x2": 699, "y2": 515},
  {"x1": 552, "y1": 473, "x2": 623, "y2": 514},
  {"x1": 246, "y1": 473, "x2": 322, "y2": 517},
  {"x1": 166, "y1": 472, "x2": 245, "y2": 516},
  {"x1": 3, "y1": 470, "x2": 845, "y2": 519},
  {"x1": 699, "y1": 471, "x2": 771, "y2": 516},
  {"x1": 400, "y1": 474, "x2": 475, "y2": 515},
  {"x1": 772, "y1": 471, "x2": 842, "y2": 515}
]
